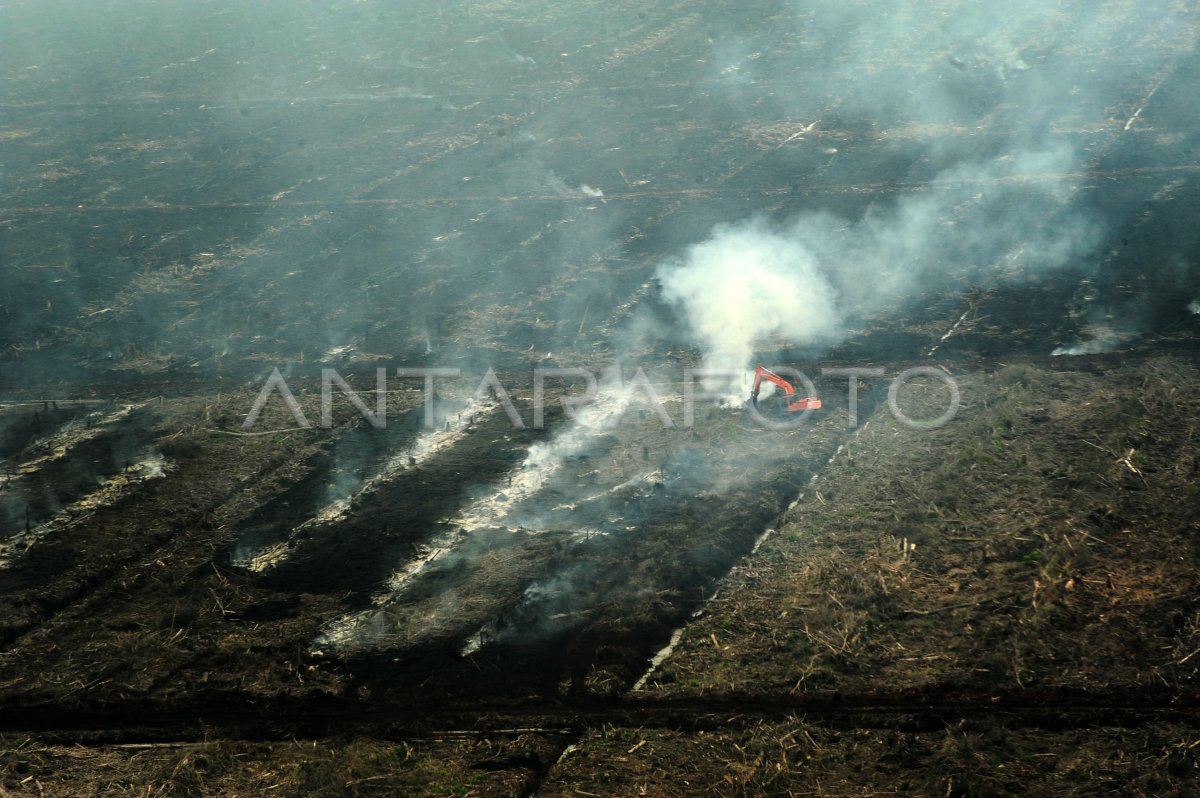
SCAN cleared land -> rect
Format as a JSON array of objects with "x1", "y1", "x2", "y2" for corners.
[{"x1": 1, "y1": 0, "x2": 1199, "y2": 795}]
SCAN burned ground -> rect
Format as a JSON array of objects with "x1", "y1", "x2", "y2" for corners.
[{"x1": 2, "y1": 0, "x2": 1200, "y2": 795}]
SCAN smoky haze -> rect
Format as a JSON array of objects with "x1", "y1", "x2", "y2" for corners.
[
  {"x1": 1, "y1": 0, "x2": 1197, "y2": 388},
  {"x1": 657, "y1": 0, "x2": 1198, "y2": 390},
  {"x1": 1, "y1": 0, "x2": 644, "y2": 383}
]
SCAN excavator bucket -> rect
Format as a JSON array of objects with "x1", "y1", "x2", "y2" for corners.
[{"x1": 787, "y1": 396, "x2": 822, "y2": 412}]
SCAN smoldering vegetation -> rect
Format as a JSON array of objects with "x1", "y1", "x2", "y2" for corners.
[
  {"x1": 301, "y1": 0, "x2": 1199, "y2": 677},
  {"x1": 227, "y1": 395, "x2": 550, "y2": 595},
  {"x1": 0, "y1": 403, "x2": 93, "y2": 462},
  {"x1": 314, "y1": 384, "x2": 865, "y2": 697},
  {"x1": 1, "y1": 0, "x2": 1198, "y2": 704},
  {"x1": 0, "y1": 403, "x2": 164, "y2": 564}
]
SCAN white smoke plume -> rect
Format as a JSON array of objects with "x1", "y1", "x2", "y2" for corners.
[
  {"x1": 657, "y1": 145, "x2": 1099, "y2": 387},
  {"x1": 545, "y1": 171, "x2": 604, "y2": 200},
  {"x1": 1052, "y1": 331, "x2": 1127, "y2": 357},
  {"x1": 1052, "y1": 341, "x2": 1106, "y2": 357},
  {"x1": 653, "y1": 0, "x2": 1197, "y2": 376},
  {"x1": 657, "y1": 220, "x2": 841, "y2": 391}
]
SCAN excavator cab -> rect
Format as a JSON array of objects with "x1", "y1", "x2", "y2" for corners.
[{"x1": 749, "y1": 365, "x2": 822, "y2": 412}]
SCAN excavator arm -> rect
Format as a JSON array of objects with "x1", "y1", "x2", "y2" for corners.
[{"x1": 750, "y1": 365, "x2": 822, "y2": 412}]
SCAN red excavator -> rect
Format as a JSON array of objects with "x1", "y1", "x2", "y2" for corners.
[{"x1": 749, "y1": 365, "x2": 822, "y2": 412}]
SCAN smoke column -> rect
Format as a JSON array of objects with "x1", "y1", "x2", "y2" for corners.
[
  {"x1": 656, "y1": 0, "x2": 1200, "y2": 372},
  {"x1": 658, "y1": 149, "x2": 1101, "y2": 385},
  {"x1": 657, "y1": 220, "x2": 841, "y2": 393}
]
